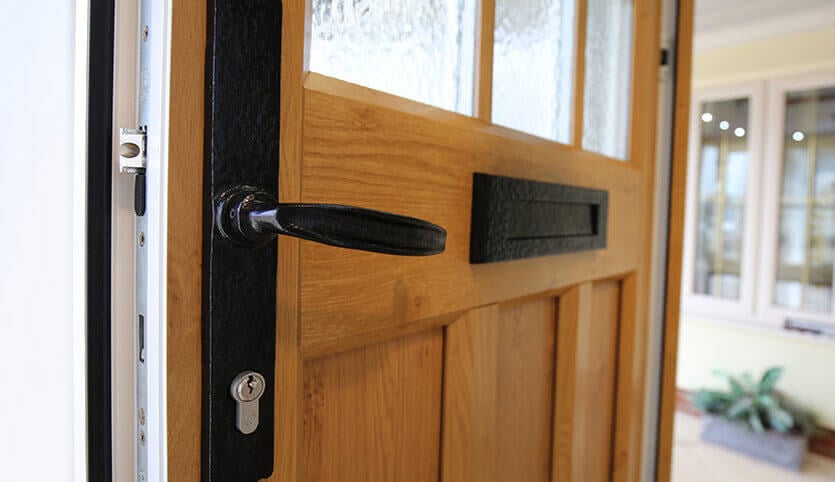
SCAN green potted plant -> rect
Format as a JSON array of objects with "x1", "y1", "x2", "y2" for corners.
[{"x1": 691, "y1": 367, "x2": 817, "y2": 470}]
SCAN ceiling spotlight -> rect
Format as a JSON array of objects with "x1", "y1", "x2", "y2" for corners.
[
  {"x1": 719, "y1": 121, "x2": 730, "y2": 130},
  {"x1": 701, "y1": 113, "x2": 714, "y2": 122},
  {"x1": 734, "y1": 127, "x2": 746, "y2": 137},
  {"x1": 792, "y1": 131, "x2": 805, "y2": 142}
]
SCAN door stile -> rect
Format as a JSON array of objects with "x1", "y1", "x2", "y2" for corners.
[
  {"x1": 270, "y1": 0, "x2": 310, "y2": 481},
  {"x1": 167, "y1": 0, "x2": 205, "y2": 479}
]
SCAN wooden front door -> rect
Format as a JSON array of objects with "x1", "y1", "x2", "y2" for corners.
[{"x1": 167, "y1": 0, "x2": 667, "y2": 481}]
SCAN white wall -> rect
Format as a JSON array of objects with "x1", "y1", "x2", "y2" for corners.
[
  {"x1": 0, "y1": 1, "x2": 86, "y2": 480},
  {"x1": 678, "y1": 26, "x2": 835, "y2": 429}
]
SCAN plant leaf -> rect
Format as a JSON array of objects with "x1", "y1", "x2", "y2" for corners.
[
  {"x1": 713, "y1": 370, "x2": 745, "y2": 397},
  {"x1": 727, "y1": 397, "x2": 753, "y2": 418},
  {"x1": 691, "y1": 389, "x2": 734, "y2": 413},
  {"x1": 741, "y1": 372, "x2": 757, "y2": 393},
  {"x1": 758, "y1": 367, "x2": 783, "y2": 394},
  {"x1": 768, "y1": 408, "x2": 794, "y2": 433},
  {"x1": 758, "y1": 394, "x2": 778, "y2": 409},
  {"x1": 749, "y1": 409, "x2": 766, "y2": 433}
]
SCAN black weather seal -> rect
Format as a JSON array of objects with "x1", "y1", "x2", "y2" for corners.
[{"x1": 86, "y1": 0, "x2": 115, "y2": 479}]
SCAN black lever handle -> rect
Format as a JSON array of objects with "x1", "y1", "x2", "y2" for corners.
[{"x1": 216, "y1": 185, "x2": 447, "y2": 256}]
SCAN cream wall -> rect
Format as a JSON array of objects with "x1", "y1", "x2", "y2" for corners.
[{"x1": 676, "y1": 27, "x2": 835, "y2": 429}]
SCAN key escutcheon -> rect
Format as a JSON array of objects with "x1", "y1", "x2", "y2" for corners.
[{"x1": 230, "y1": 371, "x2": 266, "y2": 435}]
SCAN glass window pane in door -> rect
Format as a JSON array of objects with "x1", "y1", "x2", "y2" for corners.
[
  {"x1": 582, "y1": 0, "x2": 633, "y2": 159},
  {"x1": 775, "y1": 87, "x2": 835, "y2": 313},
  {"x1": 491, "y1": 0, "x2": 576, "y2": 142},
  {"x1": 310, "y1": 0, "x2": 477, "y2": 115},
  {"x1": 693, "y1": 98, "x2": 750, "y2": 299}
]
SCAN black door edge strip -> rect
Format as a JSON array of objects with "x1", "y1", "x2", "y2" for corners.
[{"x1": 87, "y1": 0, "x2": 115, "y2": 480}]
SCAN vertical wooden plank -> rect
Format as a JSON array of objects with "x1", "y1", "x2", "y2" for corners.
[
  {"x1": 573, "y1": 281, "x2": 621, "y2": 482},
  {"x1": 442, "y1": 301, "x2": 555, "y2": 482},
  {"x1": 552, "y1": 283, "x2": 591, "y2": 482},
  {"x1": 612, "y1": 273, "x2": 645, "y2": 482},
  {"x1": 572, "y1": 0, "x2": 588, "y2": 147},
  {"x1": 496, "y1": 301, "x2": 556, "y2": 482},
  {"x1": 441, "y1": 306, "x2": 499, "y2": 482},
  {"x1": 166, "y1": 0, "x2": 204, "y2": 479},
  {"x1": 657, "y1": 0, "x2": 694, "y2": 480},
  {"x1": 475, "y1": 0, "x2": 495, "y2": 121},
  {"x1": 302, "y1": 330, "x2": 444, "y2": 482},
  {"x1": 268, "y1": 0, "x2": 309, "y2": 481}
]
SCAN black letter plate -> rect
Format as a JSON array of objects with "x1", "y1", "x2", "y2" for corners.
[{"x1": 470, "y1": 173, "x2": 608, "y2": 263}]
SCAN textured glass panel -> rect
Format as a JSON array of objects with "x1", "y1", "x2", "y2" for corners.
[
  {"x1": 582, "y1": 0, "x2": 633, "y2": 159},
  {"x1": 491, "y1": 0, "x2": 576, "y2": 142},
  {"x1": 693, "y1": 99, "x2": 749, "y2": 299},
  {"x1": 774, "y1": 87, "x2": 835, "y2": 313},
  {"x1": 310, "y1": 0, "x2": 477, "y2": 114}
]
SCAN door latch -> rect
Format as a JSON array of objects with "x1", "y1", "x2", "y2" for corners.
[
  {"x1": 118, "y1": 127, "x2": 147, "y2": 216},
  {"x1": 118, "y1": 127, "x2": 146, "y2": 173}
]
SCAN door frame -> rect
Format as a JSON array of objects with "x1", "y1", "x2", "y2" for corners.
[{"x1": 655, "y1": 0, "x2": 694, "y2": 480}]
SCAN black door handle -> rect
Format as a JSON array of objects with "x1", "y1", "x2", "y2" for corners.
[{"x1": 216, "y1": 185, "x2": 447, "y2": 256}]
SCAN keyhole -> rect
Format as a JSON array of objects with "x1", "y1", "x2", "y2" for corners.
[{"x1": 246, "y1": 375, "x2": 256, "y2": 394}]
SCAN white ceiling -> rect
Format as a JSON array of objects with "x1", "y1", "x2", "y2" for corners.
[
  {"x1": 695, "y1": 0, "x2": 833, "y2": 33},
  {"x1": 694, "y1": 0, "x2": 835, "y2": 50}
]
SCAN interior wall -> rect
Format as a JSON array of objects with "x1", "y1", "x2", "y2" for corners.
[
  {"x1": 0, "y1": 1, "x2": 85, "y2": 479},
  {"x1": 677, "y1": 26, "x2": 835, "y2": 429},
  {"x1": 677, "y1": 318, "x2": 835, "y2": 428}
]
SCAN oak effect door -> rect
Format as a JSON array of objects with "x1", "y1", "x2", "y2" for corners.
[{"x1": 165, "y1": 0, "x2": 667, "y2": 481}]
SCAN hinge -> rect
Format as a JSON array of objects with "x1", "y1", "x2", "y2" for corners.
[{"x1": 119, "y1": 127, "x2": 147, "y2": 174}]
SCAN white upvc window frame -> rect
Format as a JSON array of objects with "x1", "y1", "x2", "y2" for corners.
[
  {"x1": 756, "y1": 70, "x2": 835, "y2": 328},
  {"x1": 681, "y1": 81, "x2": 766, "y2": 323}
]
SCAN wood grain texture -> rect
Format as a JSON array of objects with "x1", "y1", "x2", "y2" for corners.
[
  {"x1": 552, "y1": 283, "x2": 592, "y2": 482},
  {"x1": 166, "y1": 0, "x2": 205, "y2": 479},
  {"x1": 441, "y1": 301, "x2": 556, "y2": 482},
  {"x1": 657, "y1": 0, "x2": 694, "y2": 480},
  {"x1": 302, "y1": 329, "x2": 444, "y2": 482},
  {"x1": 574, "y1": 281, "x2": 621, "y2": 482},
  {"x1": 475, "y1": 0, "x2": 495, "y2": 121},
  {"x1": 266, "y1": 1, "x2": 309, "y2": 481},
  {"x1": 299, "y1": 74, "x2": 650, "y2": 358},
  {"x1": 572, "y1": 0, "x2": 588, "y2": 147},
  {"x1": 612, "y1": 273, "x2": 644, "y2": 482},
  {"x1": 441, "y1": 307, "x2": 500, "y2": 482}
]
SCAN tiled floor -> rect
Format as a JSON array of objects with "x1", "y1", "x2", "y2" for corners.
[{"x1": 672, "y1": 412, "x2": 835, "y2": 482}]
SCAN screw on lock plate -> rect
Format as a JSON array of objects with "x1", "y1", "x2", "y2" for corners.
[{"x1": 230, "y1": 371, "x2": 266, "y2": 435}]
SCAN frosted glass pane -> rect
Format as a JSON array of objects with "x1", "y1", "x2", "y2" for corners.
[
  {"x1": 491, "y1": 0, "x2": 576, "y2": 142},
  {"x1": 310, "y1": 0, "x2": 477, "y2": 114},
  {"x1": 582, "y1": 0, "x2": 633, "y2": 159}
]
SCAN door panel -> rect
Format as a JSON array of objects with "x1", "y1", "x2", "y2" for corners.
[
  {"x1": 442, "y1": 301, "x2": 556, "y2": 482},
  {"x1": 574, "y1": 281, "x2": 621, "y2": 482},
  {"x1": 302, "y1": 329, "x2": 443, "y2": 482}
]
